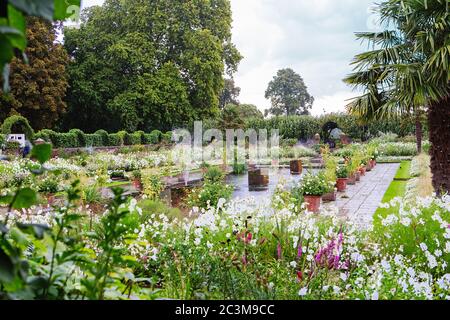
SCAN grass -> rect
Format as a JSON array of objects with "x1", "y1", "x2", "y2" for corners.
[
  {"x1": 394, "y1": 161, "x2": 411, "y2": 180},
  {"x1": 373, "y1": 163, "x2": 410, "y2": 225}
]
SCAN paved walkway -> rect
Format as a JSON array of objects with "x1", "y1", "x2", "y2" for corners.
[{"x1": 324, "y1": 163, "x2": 400, "y2": 229}]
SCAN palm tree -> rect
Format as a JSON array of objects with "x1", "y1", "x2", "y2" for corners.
[{"x1": 345, "y1": 0, "x2": 450, "y2": 196}]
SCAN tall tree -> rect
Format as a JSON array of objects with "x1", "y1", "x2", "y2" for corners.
[
  {"x1": 62, "y1": 0, "x2": 242, "y2": 133},
  {"x1": 219, "y1": 78, "x2": 241, "y2": 109},
  {"x1": 345, "y1": 0, "x2": 450, "y2": 196},
  {"x1": 0, "y1": 17, "x2": 69, "y2": 130},
  {"x1": 265, "y1": 68, "x2": 314, "y2": 116}
]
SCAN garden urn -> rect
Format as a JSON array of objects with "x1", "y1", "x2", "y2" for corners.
[
  {"x1": 336, "y1": 178, "x2": 348, "y2": 192},
  {"x1": 304, "y1": 195, "x2": 321, "y2": 213}
]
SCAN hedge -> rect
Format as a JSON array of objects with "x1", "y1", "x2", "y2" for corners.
[
  {"x1": 31, "y1": 129, "x2": 173, "y2": 149},
  {"x1": 246, "y1": 113, "x2": 419, "y2": 141},
  {"x1": 0, "y1": 115, "x2": 35, "y2": 140}
]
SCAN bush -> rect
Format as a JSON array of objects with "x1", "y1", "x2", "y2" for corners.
[
  {"x1": 142, "y1": 133, "x2": 158, "y2": 145},
  {"x1": 95, "y1": 130, "x2": 109, "y2": 145},
  {"x1": 84, "y1": 134, "x2": 103, "y2": 147},
  {"x1": 69, "y1": 129, "x2": 86, "y2": 147},
  {"x1": 108, "y1": 133, "x2": 123, "y2": 146},
  {"x1": 1, "y1": 115, "x2": 35, "y2": 140},
  {"x1": 162, "y1": 131, "x2": 173, "y2": 144},
  {"x1": 128, "y1": 132, "x2": 143, "y2": 145},
  {"x1": 52, "y1": 132, "x2": 78, "y2": 148}
]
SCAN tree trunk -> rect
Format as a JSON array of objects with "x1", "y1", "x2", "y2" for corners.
[
  {"x1": 415, "y1": 111, "x2": 423, "y2": 154},
  {"x1": 428, "y1": 96, "x2": 450, "y2": 196}
]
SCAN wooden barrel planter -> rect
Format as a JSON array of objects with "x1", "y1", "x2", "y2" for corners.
[
  {"x1": 290, "y1": 160, "x2": 303, "y2": 175},
  {"x1": 248, "y1": 168, "x2": 269, "y2": 191}
]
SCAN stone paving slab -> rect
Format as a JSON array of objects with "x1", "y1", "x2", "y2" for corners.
[{"x1": 324, "y1": 163, "x2": 400, "y2": 229}]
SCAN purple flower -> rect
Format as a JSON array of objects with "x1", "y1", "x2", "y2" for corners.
[{"x1": 297, "y1": 245, "x2": 303, "y2": 259}]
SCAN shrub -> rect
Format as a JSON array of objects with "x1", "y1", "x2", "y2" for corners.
[
  {"x1": 51, "y1": 132, "x2": 78, "y2": 148},
  {"x1": 84, "y1": 134, "x2": 103, "y2": 147},
  {"x1": 1, "y1": 115, "x2": 35, "y2": 140},
  {"x1": 128, "y1": 132, "x2": 143, "y2": 145},
  {"x1": 5, "y1": 141, "x2": 21, "y2": 150},
  {"x1": 108, "y1": 133, "x2": 123, "y2": 146},
  {"x1": 162, "y1": 132, "x2": 173, "y2": 144},
  {"x1": 38, "y1": 178, "x2": 59, "y2": 194},
  {"x1": 117, "y1": 131, "x2": 130, "y2": 145},
  {"x1": 299, "y1": 171, "x2": 334, "y2": 196},
  {"x1": 69, "y1": 129, "x2": 86, "y2": 147},
  {"x1": 35, "y1": 129, "x2": 56, "y2": 143},
  {"x1": 95, "y1": 130, "x2": 109, "y2": 145}
]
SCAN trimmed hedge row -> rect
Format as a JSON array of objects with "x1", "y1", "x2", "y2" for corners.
[
  {"x1": 34, "y1": 129, "x2": 173, "y2": 149},
  {"x1": 246, "y1": 113, "x2": 420, "y2": 141}
]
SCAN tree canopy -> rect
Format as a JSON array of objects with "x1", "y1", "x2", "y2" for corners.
[
  {"x1": 265, "y1": 68, "x2": 314, "y2": 116},
  {"x1": 61, "y1": 0, "x2": 242, "y2": 133},
  {"x1": 0, "y1": 17, "x2": 69, "y2": 130},
  {"x1": 219, "y1": 78, "x2": 241, "y2": 109}
]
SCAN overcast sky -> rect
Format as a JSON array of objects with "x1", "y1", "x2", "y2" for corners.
[{"x1": 80, "y1": 0, "x2": 379, "y2": 115}]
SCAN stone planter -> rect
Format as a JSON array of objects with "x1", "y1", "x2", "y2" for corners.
[
  {"x1": 336, "y1": 178, "x2": 348, "y2": 192},
  {"x1": 322, "y1": 191, "x2": 337, "y2": 202},
  {"x1": 304, "y1": 195, "x2": 321, "y2": 213},
  {"x1": 355, "y1": 171, "x2": 361, "y2": 182},
  {"x1": 347, "y1": 173, "x2": 356, "y2": 185},
  {"x1": 248, "y1": 168, "x2": 269, "y2": 191},
  {"x1": 290, "y1": 160, "x2": 303, "y2": 175}
]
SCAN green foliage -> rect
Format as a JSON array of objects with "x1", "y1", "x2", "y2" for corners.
[
  {"x1": 38, "y1": 177, "x2": 59, "y2": 194},
  {"x1": 0, "y1": 17, "x2": 69, "y2": 129},
  {"x1": 265, "y1": 68, "x2": 314, "y2": 116},
  {"x1": 62, "y1": 0, "x2": 242, "y2": 132},
  {"x1": 0, "y1": 115, "x2": 35, "y2": 140},
  {"x1": 299, "y1": 171, "x2": 333, "y2": 196},
  {"x1": 0, "y1": 1, "x2": 80, "y2": 92},
  {"x1": 336, "y1": 166, "x2": 350, "y2": 179},
  {"x1": 189, "y1": 167, "x2": 233, "y2": 209},
  {"x1": 95, "y1": 129, "x2": 109, "y2": 146},
  {"x1": 141, "y1": 171, "x2": 164, "y2": 201}
]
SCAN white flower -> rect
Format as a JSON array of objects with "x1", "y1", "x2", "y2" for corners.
[
  {"x1": 298, "y1": 287, "x2": 308, "y2": 296},
  {"x1": 268, "y1": 282, "x2": 274, "y2": 290},
  {"x1": 419, "y1": 243, "x2": 428, "y2": 252},
  {"x1": 290, "y1": 261, "x2": 297, "y2": 268},
  {"x1": 371, "y1": 291, "x2": 379, "y2": 300},
  {"x1": 194, "y1": 238, "x2": 201, "y2": 246}
]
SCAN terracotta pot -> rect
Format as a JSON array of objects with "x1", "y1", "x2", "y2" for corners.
[
  {"x1": 355, "y1": 171, "x2": 361, "y2": 182},
  {"x1": 46, "y1": 194, "x2": 55, "y2": 206},
  {"x1": 304, "y1": 195, "x2": 321, "y2": 213},
  {"x1": 366, "y1": 163, "x2": 373, "y2": 171},
  {"x1": 336, "y1": 178, "x2": 348, "y2": 192},
  {"x1": 359, "y1": 167, "x2": 366, "y2": 176},
  {"x1": 370, "y1": 159, "x2": 376, "y2": 167},
  {"x1": 322, "y1": 191, "x2": 337, "y2": 202},
  {"x1": 347, "y1": 173, "x2": 356, "y2": 185},
  {"x1": 133, "y1": 179, "x2": 142, "y2": 190}
]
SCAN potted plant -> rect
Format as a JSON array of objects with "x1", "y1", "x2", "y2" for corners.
[
  {"x1": 299, "y1": 171, "x2": 330, "y2": 213},
  {"x1": 336, "y1": 166, "x2": 349, "y2": 192},
  {"x1": 132, "y1": 170, "x2": 142, "y2": 190}
]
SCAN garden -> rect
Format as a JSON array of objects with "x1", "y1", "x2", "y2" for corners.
[{"x1": 0, "y1": 0, "x2": 449, "y2": 302}]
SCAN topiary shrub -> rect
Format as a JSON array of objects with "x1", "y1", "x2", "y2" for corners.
[
  {"x1": 95, "y1": 129, "x2": 109, "y2": 146},
  {"x1": 142, "y1": 133, "x2": 157, "y2": 145},
  {"x1": 162, "y1": 131, "x2": 173, "y2": 144},
  {"x1": 0, "y1": 115, "x2": 35, "y2": 140},
  {"x1": 84, "y1": 133, "x2": 103, "y2": 147},
  {"x1": 108, "y1": 133, "x2": 123, "y2": 146},
  {"x1": 51, "y1": 132, "x2": 78, "y2": 148},
  {"x1": 129, "y1": 131, "x2": 143, "y2": 145},
  {"x1": 117, "y1": 131, "x2": 130, "y2": 145},
  {"x1": 68, "y1": 129, "x2": 86, "y2": 147}
]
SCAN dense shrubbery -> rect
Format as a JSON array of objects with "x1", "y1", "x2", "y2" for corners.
[
  {"x1": 246, "y1": 113, "x2": 419, "y2": 141},
  {"x1": 33, "y1": 128, "x2": 173, "y2": 148}
]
